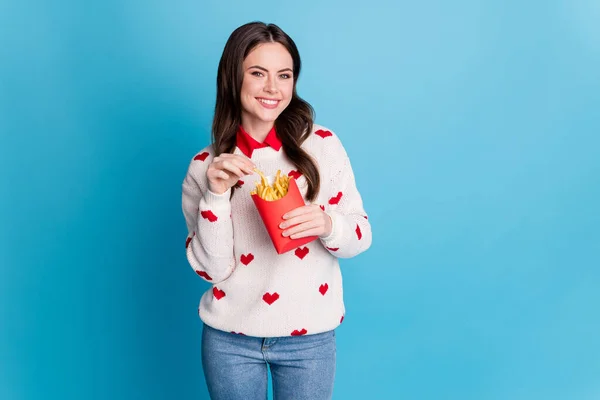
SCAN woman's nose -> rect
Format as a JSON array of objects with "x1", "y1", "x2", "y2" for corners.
[{"x1": 264, "y1": 76, "x2": 278, "y2": 93}]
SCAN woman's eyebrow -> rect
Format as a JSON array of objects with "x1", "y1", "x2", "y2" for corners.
[{"x1": 247, "y1": 65, "x2": 293, "y2": 73}]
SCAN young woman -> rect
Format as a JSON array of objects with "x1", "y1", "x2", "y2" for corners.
[{"x1": 182, "y1": 21, "x2": 372, "y2": 400}]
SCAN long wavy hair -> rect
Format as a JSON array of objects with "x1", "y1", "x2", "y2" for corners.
[{"x1": 212, "y1": 21, "x2": 320, "y2": 201}]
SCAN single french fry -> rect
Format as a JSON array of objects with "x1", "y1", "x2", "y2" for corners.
[{"x1": 275, "y1": 181, "x2": 285, "y2": 197}]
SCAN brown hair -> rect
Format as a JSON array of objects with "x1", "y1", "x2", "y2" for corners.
[{"x1": 212, "y1": 21, "x2": 320, "y2": 201}]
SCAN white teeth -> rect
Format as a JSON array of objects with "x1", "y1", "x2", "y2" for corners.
[{"x1": 258, "y1": 98, "x2": 278, "y2": 105}]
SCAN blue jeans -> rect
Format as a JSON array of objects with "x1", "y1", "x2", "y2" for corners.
[{"x1": 201, "y1": 323, "x2": 336, "y2": 400}]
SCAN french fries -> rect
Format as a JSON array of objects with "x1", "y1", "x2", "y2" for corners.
[{"x1": 250, "y1": 168, "x2": 290, "y2": 201}]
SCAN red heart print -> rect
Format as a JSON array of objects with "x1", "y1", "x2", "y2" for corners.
[
  {"x1": 201, "y1": 210, "x2": 218, "y2": 222},
  {"x1": 356, "y1": 224, "x2": 362, "y2": 240},
  {"x1": 319, "y1": 283, "x2": 329, "y2": 296},
  {"x1": 295, "y1": 247, "x2": 309, "y2": 260},
  {"x1": 364, "y1": 215, "x2": 368, "y2": 220},
  {"x1": 194, "y1": 152, "x2": 209, "y2": 161},
  {"x1": 326, "y1": 247, "x2": 339, "y2": 252},
  {"x1": 185, "y1": 232, "x2": 196, "y2": 248},
  {"x1": 319, "y1": 205, "x2": 325, "y2": 211},
  {"x1": 240, "y1": 253, "x2": 254, "y2": 265},
  {"x1": 329, "y1": 192, "x2": 343, "y2": 205},
  {"x1": 315, "y1": 129, "x2": 333, "y2": 138},
  {"x1": 291, "y1": 329, "x2": 308, "y2": 336},
  {"x1": 196, "y1": 270, "x2": 213, "y2": 281},
  {"x1": 340, "y1": 315, "x2": 344, "y2": 323},
  {"x1": 288, "y1": 170, "x2": 302, "y2": 180},
  {"x1": 213, "y1": 287, "x2": 226, "y2": 300},
  {"x1": 263, "y1": 292, "x2": 280, "y2": 305},
  {"x1": 237, "y1": 180, "x2": 244, "y2": 186},
  {"x1": 230, "y1": 331, "x2": 246, "y2": 336}
]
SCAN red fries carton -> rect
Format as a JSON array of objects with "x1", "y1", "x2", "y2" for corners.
[{"x1": 251, "y1": 177, "x2": 318, "y2": 254}]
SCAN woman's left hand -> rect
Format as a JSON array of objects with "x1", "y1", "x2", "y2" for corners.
[{"x1": 280, "y1": 205, "x2": 332, "y2": 239}]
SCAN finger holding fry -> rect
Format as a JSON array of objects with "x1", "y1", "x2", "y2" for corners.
[{"x1": 207, "y1": 154, "x2": 256, "y2": 195}]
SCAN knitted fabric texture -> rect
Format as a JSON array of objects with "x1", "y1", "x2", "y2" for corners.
[{"x1": 182, "y1": 125, "x2": 372, "y2": 337}]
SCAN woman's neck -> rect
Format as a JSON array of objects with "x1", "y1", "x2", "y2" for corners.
[{"x1": 241, "y1": 117, "x2": 274, "y2": 143}]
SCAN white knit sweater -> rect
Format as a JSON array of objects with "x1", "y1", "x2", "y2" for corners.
[{"x1": 181, "y1": 124, "x2": 372, "y2": 337}]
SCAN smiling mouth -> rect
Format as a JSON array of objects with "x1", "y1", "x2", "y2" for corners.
[{"x1": 256, "y1": 98, "x2": 280, "y2": 106}]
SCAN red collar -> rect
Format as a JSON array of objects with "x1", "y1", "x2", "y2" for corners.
[{"x1": 236, "y1": 125, "x2": 282, "y2": 158}]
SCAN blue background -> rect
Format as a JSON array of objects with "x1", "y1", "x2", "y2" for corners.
[{"x1": 1, "y1": 0, "x2": 599, "y2": 399}]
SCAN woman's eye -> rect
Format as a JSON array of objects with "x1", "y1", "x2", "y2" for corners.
[
  {"x1": 252, "y1": 71, "x2": 263, "y2": 77},
  {"x1": 280, "y1": 74, "x2": 291, "y2": 79}
]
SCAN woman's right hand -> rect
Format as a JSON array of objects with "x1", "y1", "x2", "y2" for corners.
[{"x1": 207, "y1": 153, "x2": 256, "y2": 195}]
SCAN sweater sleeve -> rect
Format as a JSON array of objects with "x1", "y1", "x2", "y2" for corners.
[
  {"x1": 182, "y1": 151, "x2": 236, "y2": 283},
  {"x1": 319, "y1": 136, "x2": 372, "y2": 258}
]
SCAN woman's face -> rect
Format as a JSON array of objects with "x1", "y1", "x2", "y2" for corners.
[{"x1": 240, "y1": 42, "x2": 294, "y2": 128}]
